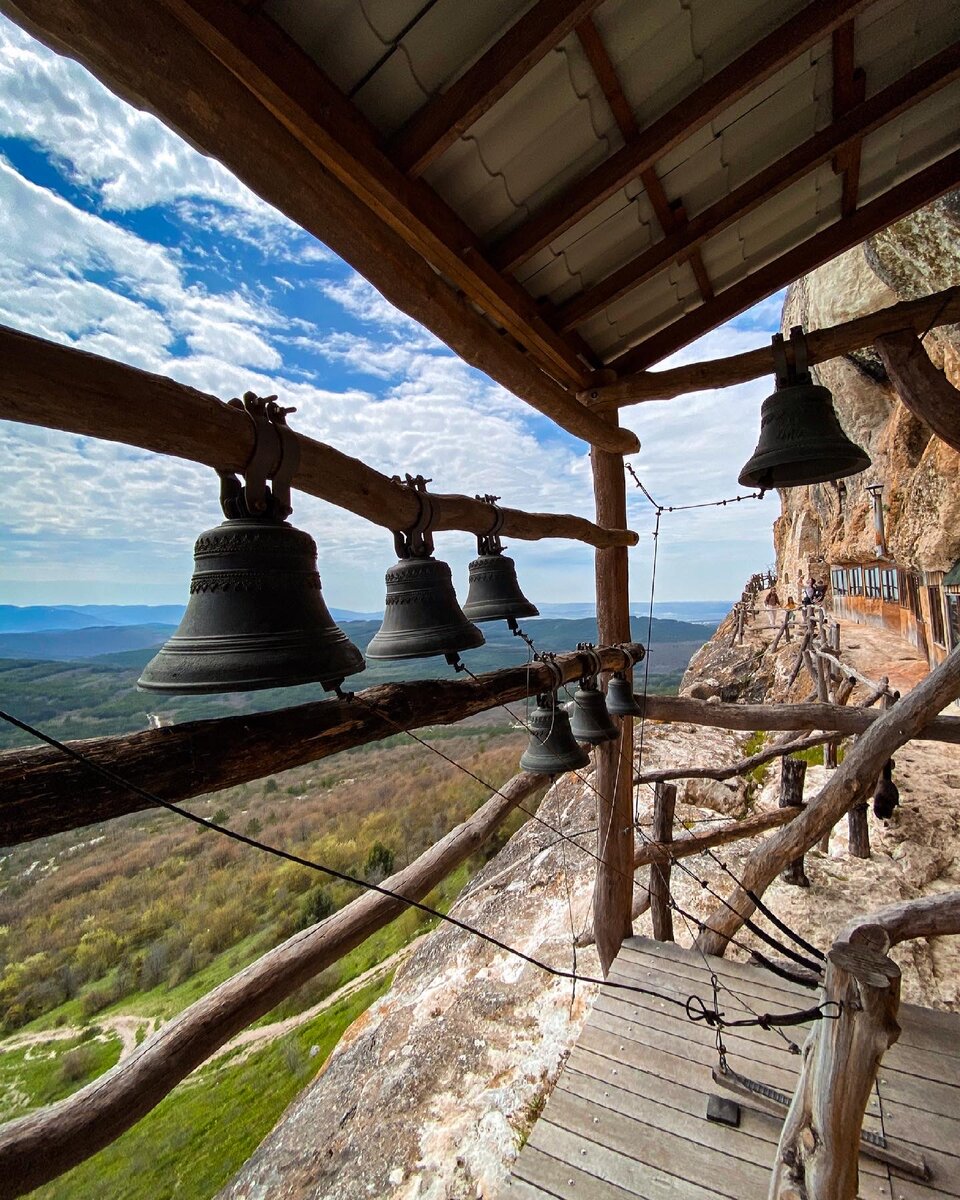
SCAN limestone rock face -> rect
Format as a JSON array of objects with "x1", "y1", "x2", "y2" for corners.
[{"x1": 775, "y1": 193, "x2": 960, "y2": 587}]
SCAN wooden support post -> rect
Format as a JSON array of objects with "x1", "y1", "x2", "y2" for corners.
[
  {"x1": 779, "y1": 758, "x2": 810, "y2": 887},
  {"x1": 848, "y1": 802, "x2": 870, "y2": 859},
  {"x1": 591, "y1": 414, "x2": 635, "y2": 974},
  {"x1": 649, "y1": 783, "x2": 676, "y2": 940},
  {"x1": 771, "y1": 928, "x2": 902, "y2": 1200}
]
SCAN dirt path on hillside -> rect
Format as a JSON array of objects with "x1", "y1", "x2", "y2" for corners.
[{"x1": 0, "y1": 1014, "x2": 154, "y2": 1060}]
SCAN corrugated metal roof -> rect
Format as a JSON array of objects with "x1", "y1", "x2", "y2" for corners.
[{"x1": 266, "y1": 0, "x2": 960, "y2": 369}]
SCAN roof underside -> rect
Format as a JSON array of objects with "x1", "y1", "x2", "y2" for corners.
[
  {"x1": 6, "y1": 0, "x2": 960, "y2": 447},
  {"x1": 267, "y1": 0, "x2": 960, "y2": 369}
]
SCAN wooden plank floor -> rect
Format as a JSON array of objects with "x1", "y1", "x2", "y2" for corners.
[{"x1": 506, "y1": 936, "x2": 960, "y2": 1200}]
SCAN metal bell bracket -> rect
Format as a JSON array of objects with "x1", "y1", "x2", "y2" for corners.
[
  {"x1": 533, "y1": 652, "x2": 564, "y2": 707},
  {"x1": 391, "y1": 473, "x2": 436, "y2": 560},
  {"x1": 219, "y1": 392, "x2": 300, "y2": 521},
  {"x1": 475, "y1": 494, "x2": 505, "y2": 557},
  {"x1": 576, "y1": 641, "x2": 603, "y2": 687},
  {"x1": 772, "y1": 326, "x2": 813, "y2": 390}
]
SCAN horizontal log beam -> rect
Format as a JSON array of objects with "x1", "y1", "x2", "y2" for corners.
[
  {"x1": 558, "y1": 47, "x2": 960, "y2": 333},
  {"x1": 839, "y1": 891, "x2": 960, "y2": 948},
  {"x1": 490, "y1": 0, "x2": 873, "y2": 272},
  {"x1": 606, "y1": 150, "x2": 960, "y2": 375},
  {"x1": 583, "y1": 285, "x2": 960, "y2": 406},
  {"x1": 0, "y1": 326, "x2": 636, "y2": 549},
  {"x1": 390, "y1": 0, "x2": 602, "y2": 176},
  {"x1": 0, "y1": 768, "x2": 549, "y2": 1197},
  {"x1": 633, "y1": 806, "x2": 798, "y2": 870},
  {"x1": 1, "y1": 0, "x2": 637, "y2": 453},
  {"x1": 0, "y1": 643, "x2": 644, "y2": 846},
  {"x1": 634, "y1": 693, "x2": 960, "y2": 743}
]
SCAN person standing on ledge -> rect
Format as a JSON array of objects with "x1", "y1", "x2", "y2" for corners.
[{"x1": 764, "y1": 586, "x2": 781, "y2": 627}]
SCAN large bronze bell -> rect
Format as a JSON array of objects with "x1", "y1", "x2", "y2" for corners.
[
  {"x1": 739, "y1": 327, "x2": 870, "y2": 489},
  {"x1": 139, "y1": 394, "x2": 364, "y2": 694},
  {"x1": 568, "y1": 679, "x2": 620, "y2": 744},
  {"x1": 519, "y1": 693, "x2": 590, "y2": 774},
  {"x1": 138, "y1": 517, "x2": 365, "y2": 694},
  {"x1": 366, "y1": 475, "x2": 484, "y2": 662},
  {"x1": 605, "y1": 673, "x2": 644, "y2": 718}
]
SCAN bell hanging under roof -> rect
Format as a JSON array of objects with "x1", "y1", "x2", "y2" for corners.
[
  {"x1": 365, "y1": 474, "x2": 484, "y2": 662},
  {"x1": 462, "y1": 496, "x2": 539, "y2": 625},
  {"x1": 519, "y1": 693, "x2": 590, "y2": 774},
  {"x1": 139, "y1": 516, "x2": 365, "y2": 694},
  {"x1": 568, "y1": 679, "x2": 620, "y2": 744},
  {"x1": 739, "y1": 327, "x2": 870, "y2": 489},
  {"x1": 605, "y1": 674, "x2": 644, "y2": 718}
]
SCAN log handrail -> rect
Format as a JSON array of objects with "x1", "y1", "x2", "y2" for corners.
[
  {"x1": 772, "y1": 892, "x2": 960, "y2": 1199},
  {"x1": 582, "y1": 285, "x2": 960, "y2": 407},
  {"x1": 0, "y1": 643, "x2": 644, "y2": 846},
  {"x1": 0, "y1": 325, "x2": 637, "y2": 549},
  {"x1": 696, "y1": 645, "x2": 960, "y2": 956},
  {"x1": 0, "y1": 769, "x2": 551, "y2": 1197}
]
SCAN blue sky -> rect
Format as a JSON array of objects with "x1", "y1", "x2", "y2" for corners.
[{"x1": 0, "y1": 14, "x2": 782, "y2": 611}]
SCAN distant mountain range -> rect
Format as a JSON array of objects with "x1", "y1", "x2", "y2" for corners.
[{"x1": 0, "y1": 599, "x2": 731, "y2": 637}]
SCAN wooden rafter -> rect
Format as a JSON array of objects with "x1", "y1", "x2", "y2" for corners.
[
  {"x1": 556, "y1": 43, "x2": 960, "y2": 333},
  {"x1": 390, "y1": 0, "x2": 603, "y2": 177},
  {"x1": 0, "y1": 325, "x2": 637, "y2": 548},
  {"x1": 574, "y1": 15, "x2": 713, "y2": 304},
  {"x1": 582, "y1": 285, "x2": 960, "y2": 406},
  {"x1": 162, "y1": 0, "x2": 594, "y2": 391},
  {"x1": 606, "y1": 148, "x2": 960, "y2": 374},
  {"x1": 491, "y1": 0, "x2": 875, "y2": 273},
  {"x1": 3, "y1": 0, "x2": 643, "y2": 453},
  {"x1": 832, "y1": 20, "x2": 867, "y2": 218}
]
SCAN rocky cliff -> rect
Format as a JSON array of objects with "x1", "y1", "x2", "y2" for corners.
[{"x1": 775, "y1": 191, "x2": 960, "y2": 588}]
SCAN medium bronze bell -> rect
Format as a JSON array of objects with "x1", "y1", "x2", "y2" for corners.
[
  {"x1": 463, "y1": 553, "x2": 539, "y2": 624},
  {"x1": 138, "y1": 516, "x2": 365, "y2": 694},
  {"x1": 739, "y1": 327, "x2": 869, "y2": 489},
  {"x1": 568, "y1": 680, "x2": 620, "y2": 744},
  {"x1": 605, "y1": 674, "x2": 644, "y2": 717},
  {"x1": 520, "y1": 693, "x2": 590, "y2": 774},
  {"x1": 366, "y1": 554, "x2": 485, "y2": 661}
]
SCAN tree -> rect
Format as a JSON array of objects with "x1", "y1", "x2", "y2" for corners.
[{"x1": 365, "y1": 841, "x2": 395, "y2": 881}]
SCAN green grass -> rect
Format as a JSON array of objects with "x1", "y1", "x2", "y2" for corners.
[
  {"x1": 29, "y1": 974, "x2": 390, "y2": 1200},
  {"x1": 0, "y1": 1031, "x2": 122, "y2": 1122}
]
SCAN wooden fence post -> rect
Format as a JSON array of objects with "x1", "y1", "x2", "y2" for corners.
[
  {"x1": 650, "y1": 782, "x2": 677, "y2": 941},
  {"x1": 770, "y1": 928, "x2": 902, "y2": 1200},
  {"x1": 779, "y1": 758, "x2": 809, "y2": 887}
]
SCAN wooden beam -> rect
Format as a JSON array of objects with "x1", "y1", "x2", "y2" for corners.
[
  {"x1": 1, "y1": 1, "x2": 638, "y2": 453},
  {"x1": 557, "y1": 45, "x2": 960, "y2": 334},
  {"x1": 160, "y1": 0, "x2": 596, "y2": 391},
  {"x1": 634, "y1": 692, "x2": 960, "y2": 744},
  {"x1": 831, "y1": 21, "x2": 867, "y2": 218},
  {"x1": 491, "y1": 0, "x2": 874, "y2": 272},
  {"x1": 649, "y1": 783, "x2": 676, "y2": 941},
  {"x1": 0, "y1": 768, "x2": 549, "y2": 1196},
  {"x1": 695, "y1": 645, "x2": 960, "y2": 956},
  {"x1": 0, "y1": 326, "x2": 637, "y2": 549},
  {"x1": 838, "y1": 890, "x2": 960, "y2": 946},
  {"x1": 591, "y1": 411, "x2": 635, "y2": 974},
  {"x1": 634, "y1": 807, "x2": 799, "y2": 870},
  {"x1": 574, "y1": 15, "x2": 714, "y2": 304},
  {"x1": 390, "y1": 0, "x2": 602, "y2": 176},
  {"x1": 585, "y1": 284, "x2": 960, "y2": 406},
  {"x1": 0, "y1": 644, "x2": 644, "y2": 846},
  {"x1": 876, "y1": 329, "x2": 960, "y2": 453},
  {"x1": 607, "y1": 148, "x2": 960, "y2": 374}
]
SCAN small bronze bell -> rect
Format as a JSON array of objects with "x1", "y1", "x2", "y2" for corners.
[
  {"x1": 739, "y1": 327, "x2": 870, "y2": 489},
  {"x1": 520, "y1": 692, "x2": 590, "y2": 774},
  {"x1": 568, "y1": 679, "x2": 620, "y2": 744},
  {"x1": 605, "y1": 673, "x2": 644, "y2": 718},
  {"x1": 366, "y1": 476, "x2": 484, "y2": 662},
  {"x1": 462, "y1": 499, "x2": 539, "y2": 625},
  {"x1": 139, "y1": 395, "x2": 364, "y2": 694}
]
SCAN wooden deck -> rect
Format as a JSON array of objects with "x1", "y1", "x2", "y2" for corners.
[{"x1": 507, "y1": 936, "x2": 960, "y2": 1200}]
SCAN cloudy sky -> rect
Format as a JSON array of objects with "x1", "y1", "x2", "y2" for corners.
[{"x1": 0, "y1": 14, "x2": 782, "y2": 612}]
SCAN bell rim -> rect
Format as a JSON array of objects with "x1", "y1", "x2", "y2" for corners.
[
  {"x1": 738, "y1": 446, "x2": 871, "y2": 489},
  {"x1": 461, "y1": 599, "x2": 540, "y2": 622},
  {"x1": 364, "y1": 621, "x2": 485, "y2": 661}
]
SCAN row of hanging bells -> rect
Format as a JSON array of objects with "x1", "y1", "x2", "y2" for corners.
[{"x1": 138, "y1": 419, "x2": 540, "y2": 694}]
